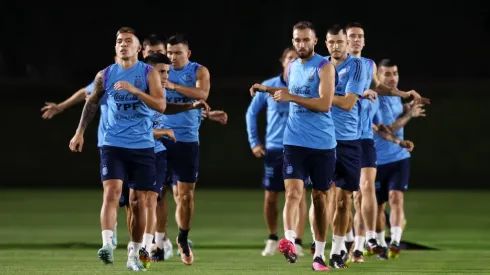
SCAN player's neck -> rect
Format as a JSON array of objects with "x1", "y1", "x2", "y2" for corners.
[
  {"x1": 118, "y1": 57, "x2": 138, "y2": 69},
  {"x1": 331, "y1": 53, "x2": 348, "y2": 67},
  {"x1": 350, "y1": 51, "x2": 361, "y2": 58},
  {"x1": 299, "y1": 52, "x2": 315, "y2": 64},
  {"x1": 173, "y1": 60, "x2": 190, "y2": 70}
]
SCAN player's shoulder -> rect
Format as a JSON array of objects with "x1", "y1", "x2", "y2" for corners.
[
  {"x1": 360, "y1": 57, "x2": 375, "y2": 66},
  {"x1": 189, "y1": 61, "x2": 208, "y2": 74},
  {"x1": 348, "y1": 57, "x2": 364, "y2": 71}
]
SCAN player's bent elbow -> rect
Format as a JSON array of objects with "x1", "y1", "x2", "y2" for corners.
[
  {"x1": 156, "y1": 100, "x2": 166, "y2": 113},
  {"x1": 199, "y1": 90, "x2": 210, "y2": 101}
]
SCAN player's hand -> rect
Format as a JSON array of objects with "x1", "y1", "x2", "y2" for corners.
[
  {"x1": 377, "y1": 123, "x2": 392, "y2": 134},
  {"x1": 272, "y1": 90, "x2": 292, "y2": 102},
  {"x1": 69, "y1": 132, "x2": 84, "y2": 152},
  {"x1": 252, "y1": 145, "x2": 265, "y2": 158},
  {"x1": 399, "y1": 140, "x2": 414, "y2": 152},
  {"x1": 249, "y1": 83, "x2": 267, "y2": 97},
  {"x1": 204, "y1": 110, "x2": 228, "y2": 125},
  {"x1": 114, "y1": 81, "x2": 138, "y2": 94},
  {"x1": 363, "y1": 89, "x2": 378, "y2": 102},
  {"x1": 192, "y1": 100, "x2": 211, "y2": 112},
  {"x1": 41, "y1": 102, "x2": 63, "y2": 119},
  {"x1": 165, "y1": 81, "x2": 177, "y2": 91},
  {"x1": 408, "y1": 104, "x2": 426, "y2": 118},
  {"x1": 162, "y1": 129, "x2": 176, "y2": 142},
  {"x1": 417, "y1": 97, "x2": 431, "y2": 105},
  {"x1": 401, "y1": 90, "x2": 421, "y2": 101}
]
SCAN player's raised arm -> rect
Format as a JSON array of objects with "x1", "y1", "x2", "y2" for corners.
[
  {"x1": 164, "y1": 100, "x2": 210, "y2": 114},
  {"x1": 273, "y1": 63, "x2": 335, "y2": 112},
  {"x1": 387, "y1": 103, "x2": 426, "y2": 133},
  {"x1": 41, "y1": 86, "x2": 88, "y2": 119},
  {"x1": 332, "y1": 58, "x2": 366, "y2": 111},
  {"x1": 168, "y1": 66, "x2": 210, "y2": 100},
  {"x1": 372, "y1": 124, "x2": 414, "y2": 152},
  {"x1": 69, "y1": 71, "x2": 105, "y2": 152}
]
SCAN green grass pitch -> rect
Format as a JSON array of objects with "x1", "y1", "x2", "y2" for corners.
[{"x1": 0, "y1": 189, "x2": 489, "y2": 274}]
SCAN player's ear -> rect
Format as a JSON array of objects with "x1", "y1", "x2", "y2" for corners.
[
  {"x1": 314, "y1": 37, "x2": 318, "y2": 45},
  {"x1": 187, "y1": 49, "x2": 192, "y2": 59},
  {"x1": 137, "y1": 44, "x2": 142, "y2": 53}
]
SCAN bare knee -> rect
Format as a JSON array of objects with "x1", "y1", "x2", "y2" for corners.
[
  {"x1": 353, "y1": 191, "x2": 362, "y2": 212},
  {"x1": 178, "y1": 183, "x2": 195, "y2": 204},
  {"x1": 103, "y1": 181, "x2": 122, "y2": 204},
  {"x1": 129, "y1": 190, "x2": 147, "y2": 209},
  {"x1": 265, "y1": 191, "x2": 279, "y2": 206},
  {"x1": 389, "y1": 191, "x2": 404, "y2": 209},
  {"x1": 311, "y1": 190, "x2": 327, "y2": 206},
  {"x1": 285, "y1": 180, "x2": 303, "y2": 202},
  {"x1": 146, "y1": 193, "x2": 158, "y2": 210},
  {"x1": 336, "y1": 190, "x2": 352, "y2": 214}
]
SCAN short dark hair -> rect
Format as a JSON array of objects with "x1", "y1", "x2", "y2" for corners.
[
  {"x1": 280, "y1": 47, "x2": 295, "y2": 62},
  {"x1": 116, "y1": 27, "x2": 137, "y2": 37},
  {"x1": 378, "y1": 59, "x2": 397, "y2": 68},
  {"x1": 327, "y1": 24, "x2": 345, "y2": 36},
  {"x1": 345, "y1": 22, "x2": 363, "y2": 31},
  {"x1": 293, "y1": 21, "x2": 316, "y2": 35},
  {"x1": 143, "y1": 34, "x2": 165, "y2": 48},
  {"x1": 167, "y1": 34, "x2": 189, "y2": 47},
  {"x1": 144, "y1": 53, "x2": 171, "y2": 66}
]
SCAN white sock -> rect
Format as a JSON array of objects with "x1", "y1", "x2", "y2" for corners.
[
  {"x1": 102, "y1": 230, "x2": 113, "y2": 246},
  {"x1": 353, "y1": 236, "x2": 365, "y2": 252},
  {"x1": 377, "y1": 231, "x2": 387, "y2": 247},
  {"x1": 366, "y1": 230, "x2": 376, "y2": 241},
  {"x1": 330, "y1": 235, "x2": 345, "y2": 257},
  {"x1": 345, "y1": 229, "x2": 354, "y2": 242},
  {"x1": 285, "y1": 230, "x2": 296, "y2": 243},
  {"x1": 310, "y1": 225, "x2": 316, "y2": 242},
  {"x1": 128, "y1": 241, "x2": 142, "y2": 257},
  {"x1": 341, "y1": 238, "x2": 347, "y2": 252},
  {"x1": 391, "y1": 226, "x2": 402, "y2": 244},
  {"x1": 143, "y1": 233, "x2": 154, "y2": 250},
  {"x1": 314, "y1": 241, "x2": 326, "y2": 259},
  {"x1": 155, "y1": 232, "x2": 166, "y2": 249},
  {"x1": 164, "y1": 238, "x2": 172, "y2": 248}
]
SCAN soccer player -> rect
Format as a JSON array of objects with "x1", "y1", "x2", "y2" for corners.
[
  {"x1": 251, "y1": 21, "x2": 337, "y2": 271},
  {"x1": 324, "y1": 25, "x2": 368, "y2": 268},
  {"x1": 246, "y1": 47, "x2": 309, "y2": 257},
  {"x1": 343, "y1": 22, "x2": 427, "y2": 262},
  {"x1": 68, "y1": 27, "x2": 166, "y2": 271},
  {"x1": 158, "y1": 34, "x2": 211, "y2": 265},
  {"x1": 138, "y1": 53, "x2": 210, "y2": 267},
  {"x1": 372, "y1": 59, "x2": 426, "y2": 260}
]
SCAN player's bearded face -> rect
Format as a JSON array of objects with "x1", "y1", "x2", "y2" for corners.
[
  {"x1": 292, "y1": 29, "x2": 317, "y2": 59},
  {"x1": 115, "y1": 33, "x2": 141, "y2": 60},
  {"x1": 378, "y1": 66, "x2": 399, "y2": 89}
]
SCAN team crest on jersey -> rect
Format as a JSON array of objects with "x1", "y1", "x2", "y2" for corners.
[
  {"x1": 182, "y1": 73, "x2": 193, "y2": 84},
  {"x1": 286, "y1": 165, "x2": 293, "y2": 175},
  {"x1": 134, "y1": 76, "x2": 143, "y2": 89}
]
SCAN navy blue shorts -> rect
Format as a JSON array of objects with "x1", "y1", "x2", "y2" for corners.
[
  {"x1": 375, "y1": 158, "x2": 410, "y2": 205},
  {"x1": 335, "y1": 140, "x2": 362, "y2": 192},
  {"x1": 155, "y1": 150, "x2": 167, "y2": 200},
  {"x1": 361, "y1": 138, "x2": 377, "y2": 168},
  {"x1": 100, "y1": 145, "x2": 156, "y2": 193},
  {"x1": 161, "y1": 139, "x2": 199, "y2": 185},
  {"x1": 283, "y1": 145, "x2": 336, "y2": 191},
  {"x1": 99, "y1": 147, "x2": 131, "y2": 208},
  {"x1": 263, "y1": 149, "x2": 285, "y2": 192}
]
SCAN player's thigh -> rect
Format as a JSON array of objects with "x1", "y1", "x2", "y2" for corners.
[
  {"x1": 127, "y1": 148, "x2": 157, "y2": 192},
  {"x1": 173, "y1": 142, "x2": 199, "y2": 184},
  {"x1": 335, "y1": 141, "x2": 362, "y2": 192},
  {"x1": 388, "y1": 158, "x2": 410, "y2": 192},
  {"x1": 263, "y1": 149, "x2": 285, "y2": 192},
  {"x1": 306, "y1": 148, "x2": 336, "y2": 192}
]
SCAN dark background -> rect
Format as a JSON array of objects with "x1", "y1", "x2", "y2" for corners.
[{"x1": 1, "y1": 1, "x2": 488, "y2": 189}]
